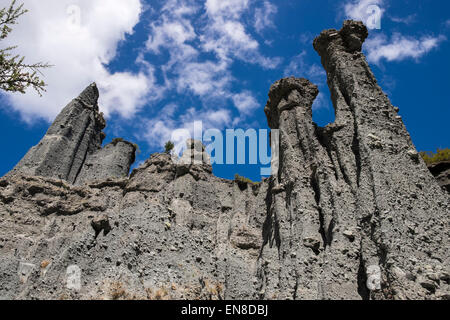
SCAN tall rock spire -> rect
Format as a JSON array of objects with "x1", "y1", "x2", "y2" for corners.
[
  {"x1": 309, "y1": 20, "x2": 449, "y2": 300},
  {"x1": 7, "y1": 83, "x2": 136, "y2": 184},
  {"x1": 258, "y1": 21, "x2": 449, "y2": 300}
]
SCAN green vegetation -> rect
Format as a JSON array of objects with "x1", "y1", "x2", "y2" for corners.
[
  {"x1": 234, "y1": 174, "x2": 259, "y2": 186},
  {"x1": 110, "y1": 137, "x2": 140, "y2": 154},
  {"x1": 0, "y1": 1, "x2": 51, "y2": 95},
  {"x1": 420, "y1": 148, "x2": 450, "y2": 166},
  {"x1": 110, "y1": 137, "x2": 124, "y2": 145},
  {"x1": 164, "y1": 141, "x2": 174, "y2": 154}
]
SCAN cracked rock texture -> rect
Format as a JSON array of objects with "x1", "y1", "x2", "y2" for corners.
[
  {"x1": 427, "y1": 161, "x2": 450, "y2": 193},
  {"x1": 6, "y1": 83, "x2": 136, "y2": 185},
  {"x1": 0, "y1": 21, "x2": 448, "y2": 300}
]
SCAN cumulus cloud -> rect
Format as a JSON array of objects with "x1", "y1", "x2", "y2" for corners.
[
  {"x1": 344, "y1": 0, "x2": 384, "y2": 20},
  {"x1": 284, "y1": 51, "x2": 326, "y2": 83},
  {"x1": 344, "y1": 0, "x2": 384, "y2": 29},
  {"x1": 0, "y1": 0, "x2": 153, "y2": 122},
  {"x1": 283, "y1": 51, "x2": 328, "y2": 110},
  {"x1": 139, "y1": 0, "x2": 279, "y2": 150},
  {"x1": 202, "y1": 0, "x2": 280, "y2": 67},
  {"x1": 253, "y1": 1, "x2": 277, "y2": 34},
  {"x1": 1, "y1": 0, "x2": 281, "y2": 150},
  {"x1": 365, "y1": 33, "x2": 446, "y2": 63},
  {"x1": 342, "y1": 1, "x2": 445, "y2": 65},
  {"x1": 205, "y1": 0, "x2": 249, "y2": 19},
  {"x1": 175, "y1": 61, "x2": 232, "y2": 96},
  {"x1": 232, "y1": 91, "x2": 259, "y2": 114},
  {"x1": 142, "y1": 106, "x2": 231, "y2": 149},
  {"x1": 389, "y1": 14, "x2": 417, "y2": 25}
]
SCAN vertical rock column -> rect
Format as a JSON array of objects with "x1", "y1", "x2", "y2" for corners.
[
  {"x1": 7, "y1": 83, "x2": 106, "y2": 184},
  {"x1": 260, "y1": 77, "x2": 363, "y2": 299},
  {"x1": 75, "y1": 140, "x2": 136, "y2": 185},
  {"x1": 313, "y1": 20, "x2": 449, "y2": 299}
]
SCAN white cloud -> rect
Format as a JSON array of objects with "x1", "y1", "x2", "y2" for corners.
[
  {"x1": 175, "y1": 61, "x2": 232, "y2": 96},
  {"x1": 232, "y1": 91, "x2": 259, "y2": 114},
  {"x1": 284, "y1": 51, "x2": 326, "y2": 82},
  {"x1": 202, "y1": 0, "x2": 280, "y2": 67},
  {"x1": 0, "y1": 0, "x2": 153, "y2": 122},
  {"x1": 138, "y1": 0, "x2": 280, "y2": 148},
  {"x1": 344, "y1": 0, "x2": 384, "y2": 20},
  {"x1": 312, "y1": 92, "x2": 329, "y2": 111},
  {"x1": 365, "y1": 33, "x2": 446, "y2": 63},
  {"x1": 97, "y1": 71, "x2": 154, "y2": 119},
  {"x1": 283, "y1": 51, "x2": 328, "y2": 110},
  {"x1": 344, "y1": 0, "x2": 384, "y2": 28},
  {"x1": 142, "y1": 107, "x2": 231, "y2": 149},
  {"x1": 254, "y1": 1, "x2": 277, "y2": 34},
  {"x1": 142, "y1": 119, "x2": 176, "y2": 148},
  {"x1": 205, "y1": 0, "x2": 250, "y2": 19},
  {"x1": 207, "y1": 109, "x2": 232, "y2": 126},
  {"x1": 389, "y1": 14, "x2": 416, "y2": 25}
]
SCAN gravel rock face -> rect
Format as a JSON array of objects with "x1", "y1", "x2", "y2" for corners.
[
  {"x1": 75, "y1": 140, "x2": 136, "y2": 185},
  {"x1": 427, "y1": 161, "x2": 450, "y2": 193},
  {"x1": 6, "y1": 83, "x2": 136, "y2": 185},
  {"x1": 0, "y1": 21, "x2": 448, "y2": 300}
]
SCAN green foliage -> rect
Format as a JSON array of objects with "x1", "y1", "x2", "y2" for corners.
[
  {"x1": 164, "y1": 141, "x2": 174, "y2": 154},
  {"x1": 110, "y1": 138, "x2": 140, "y2": 154},
  {"x1": 0, "y1": 0, "x2": 51, "y2": 95},
  {"x1": 234, "y1": 174, "x2": 259, "y2": 186},
  {"x1": 420, "y1": 148, "x2": 450, "y2": 166}
]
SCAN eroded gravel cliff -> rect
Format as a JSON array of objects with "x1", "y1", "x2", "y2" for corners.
[{"x1": 0, "y1": 21, "x2": 448, "y2": 300}]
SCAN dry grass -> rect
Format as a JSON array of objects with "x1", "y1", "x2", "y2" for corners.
[
  {"x1": 203, "y1": 279, "x2": 224, "y2": 300},
  {"x1": 40, "y1": 260, "x2": 51, "y2": 269},
  {"x1": 146, "y1": 287, "x2": 170, "y2": 300},
  {"x1": 96, "y1": 279, "x2": 225, "y2": 300},
  {"x1": 110, "y1": 281, "x2": 128, "y2": 300}
]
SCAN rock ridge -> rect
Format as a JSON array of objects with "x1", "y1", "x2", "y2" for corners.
[{"x1": 6, "y1": 83, "x2": 136, "y2": 185}]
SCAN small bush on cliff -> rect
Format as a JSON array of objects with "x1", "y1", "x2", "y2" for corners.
[
  {"x1": 234, "y1": 174, "x2": 258, "y2": 185},
  {"x1": 110, "y1": 138, "x2": 124, "y2": 145},
  {"x1": 420, "y1": 148, "x2": 450, "y2": 166},
  {"x1": 164, "y1": 141, "x2": 174, "y2": 154}
]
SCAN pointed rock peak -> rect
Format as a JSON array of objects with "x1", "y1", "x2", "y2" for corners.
[
  {"x1": 314, "y1": 20, "x2": 368, "y2": 54},
  {"x1": 78, "y1": 82, "x2": 100, "y2": 106}
]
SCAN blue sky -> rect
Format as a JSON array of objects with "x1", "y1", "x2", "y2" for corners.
[{"x1": 0, "y1": 0, "x2": 449, "y2": 181}]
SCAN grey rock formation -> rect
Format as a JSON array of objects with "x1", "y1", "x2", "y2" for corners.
[
  {"x1": 7, "y1": 83, "x2": 106, "y2": 183},
  {"x1": 7, "y1": 83, "x2": 136, "y2": 185},
  {"x1": 427, "y1": 161, "x2": 450, "y2": 193},
  {"x1": 0, "y1": 21, "x2": 448, "y2": 300},
  {"x1": 75, "y1": 140, "x2": 136, "y2": 185},
  {"x1": 309, "y1": 20, "x2": 449, "y2": 299},
  {"x1": 0, "y1": 155, "x2": 268, "y2": 300}
]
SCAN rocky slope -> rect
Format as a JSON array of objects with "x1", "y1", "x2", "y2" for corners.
[{"x1": 0, "y1": 21, "x2": 448, "y2": 300}]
